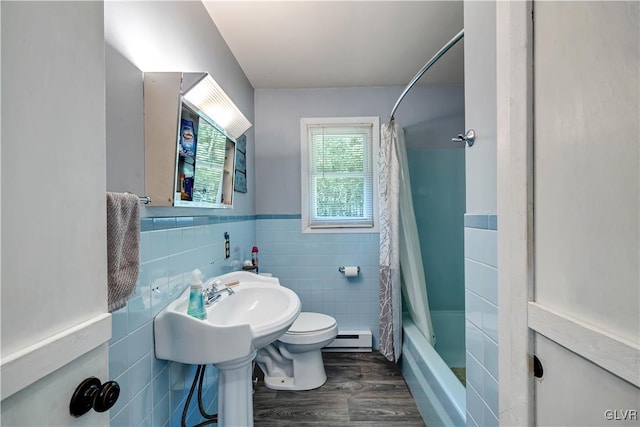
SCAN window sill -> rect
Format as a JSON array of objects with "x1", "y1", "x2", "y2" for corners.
[{"x1": 302, "y1": 225, "x2": 380, "y2": 234}]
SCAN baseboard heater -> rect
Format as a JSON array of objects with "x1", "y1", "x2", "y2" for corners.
[{"x1": 323, "y1": 330, "x2": 372, "y2": 352}]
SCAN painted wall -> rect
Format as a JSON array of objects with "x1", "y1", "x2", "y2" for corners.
[
  {"x1": 254, "y1": 86, "x2": 464, "y2": 348},
  {"x1": 254, "y1": 86, "x2": 464, "y2": 214},
  {"x1": 2, "y1": 0, "x2": 106, "y2": 358},
  {"x1": 532, "y1": 2, "x2": 639, "y2": 424},
  {"x1": 464, "y1": 2, "x2": 497, "y2": 215},
  {"x1": 1, "y1": 2, "x2": 110, "y2": 424},
  {"x1": 105, "y1": 0, "x2": 255, "y2": 217},
  {"x1": 464, "y1": 1, "x2": 498, "y2": 426},
  {"x1": 104, "y1": 2, "x2": 257, "y2": 425}
]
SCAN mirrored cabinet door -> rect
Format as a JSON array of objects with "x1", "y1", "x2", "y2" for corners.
[
  {"x1": 175, "y1": 101, "x2": 235, "y2": 208},
  {"x1": 143, "y1": 72, "x2": 237, "y2": 208}
]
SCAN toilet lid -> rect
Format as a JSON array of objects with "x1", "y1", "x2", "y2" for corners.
[{"x1": 287, "y1": 312, "x2": 336, "y2": 334}]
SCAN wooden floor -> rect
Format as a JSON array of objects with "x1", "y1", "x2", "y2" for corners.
[{"x1": 253, "y1": 352, "x2": 426, "y2": 427}]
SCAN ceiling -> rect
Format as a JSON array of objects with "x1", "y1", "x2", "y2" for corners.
[{"x1": 203, "y1": 1, "x2": 464, "y2": 90}]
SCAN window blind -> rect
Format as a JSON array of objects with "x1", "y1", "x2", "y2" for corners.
[{"x1": 307, "y1": 124, "x2": 374, "y2": 228}]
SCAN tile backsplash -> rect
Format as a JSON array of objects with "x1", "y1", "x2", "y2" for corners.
[
  {"x1": 109, "y1": 216, "x2": 255, "y2": 427},
  {"x1": 109, "y1": 214, "x2": 381, "y2": 426},
  {"x1": 109, "y1": 212, "x2": 504, "y2": 427},
  {"x1": 256, "y1": 216, "x2": 380, "y2": 348}
]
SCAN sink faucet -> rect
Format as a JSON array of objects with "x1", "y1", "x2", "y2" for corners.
[{"x1": 203, "y1": 283, "x2": 235, "y2": 306}]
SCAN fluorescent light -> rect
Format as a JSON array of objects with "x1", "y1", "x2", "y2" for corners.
[{"x1": 183, "y1": 74, "x2": 251, "y2": 140}]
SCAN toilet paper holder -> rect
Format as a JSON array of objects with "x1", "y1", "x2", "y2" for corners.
[{"x1": 338, "y1": 266, "x2": 360, "y2": 274}]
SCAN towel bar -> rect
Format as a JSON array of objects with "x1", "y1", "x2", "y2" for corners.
[{"x1": 124, "y1": 192, "x2": 151, "y2": 204}]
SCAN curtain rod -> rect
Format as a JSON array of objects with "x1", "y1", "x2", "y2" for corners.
[{"x1": 389, "y1": 29, "x2": 464, "y2": 122}]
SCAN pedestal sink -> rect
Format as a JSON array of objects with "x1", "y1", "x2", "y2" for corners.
[{"x1": 154, "y1": 271, "x2": 301, "y2": 426}]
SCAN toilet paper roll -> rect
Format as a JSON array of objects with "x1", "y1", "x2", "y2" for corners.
[{"x1": 343, "y1": 266, "x2": 359, "y2": 277}]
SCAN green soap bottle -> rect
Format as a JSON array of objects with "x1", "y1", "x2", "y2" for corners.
[{"x1": 187, "y1": 269, "x2": 207, "y2": 320}]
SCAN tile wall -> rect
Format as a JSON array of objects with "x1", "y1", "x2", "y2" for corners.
[
  {"x1": 256, "y1": 216, "x2": 381, "y2": 348},
  {"x1": 464, "y1": 214, "x2": 498, "y2": 427},
  {"x1": 109, "y1": 216, "x2": 256, "y2": 427}
]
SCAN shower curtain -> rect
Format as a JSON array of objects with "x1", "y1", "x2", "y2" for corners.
[{"x1": 379, "y1": 122, "x2": 436, "y2": 362}]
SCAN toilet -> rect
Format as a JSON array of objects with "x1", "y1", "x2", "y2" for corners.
[{"x1": 256, "y1": 312, "x2": 338, "y2": 391}]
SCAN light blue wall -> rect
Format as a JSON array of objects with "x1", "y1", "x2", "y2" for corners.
[
  {"x1": 109, "y1": 217, "x2": 256, "y2": 426},
  {"x1": 255, "y1": 86, "x2": 464, "y2": 214},
  {"x1": 256, "y1": 217, "x2": 380, "y2": 347},
  {"x1": 407, "y1": 147, "x2": 465, "y2": 312},
  {"x1": 463, "y1": 1, "x2": 499, "y2": 425},
  {"x1": 403, "y1": 92, "x2": 466, "y2": 313},
  {"x1": 104, "y1": 2, "x2": 468, "y2": 423},
  {"x1": 254, "y1": 86, "x2": 465, "y2": 349},
  {"x1": 104, "y1": 2, "x2": 257, "y2": 425},
  {"x1": 464, "y1": 216, "x2": 498, "y2": 427}
]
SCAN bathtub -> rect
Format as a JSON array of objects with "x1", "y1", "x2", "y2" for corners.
[{"x1": 400, "y1": 313, "x2": 466, "y2": 427}]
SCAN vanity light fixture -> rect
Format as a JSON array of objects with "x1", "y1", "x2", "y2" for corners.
[{"x1": 182, "y1": 72, "x2": 252, "y2": 140}]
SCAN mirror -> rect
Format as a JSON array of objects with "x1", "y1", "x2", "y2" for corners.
[
  {"x1": 174, "y1": 100, "x2": 236, "y2": 208},
  {"x1": 143, "y1": 72, "x2": 248, "y2": 208}
]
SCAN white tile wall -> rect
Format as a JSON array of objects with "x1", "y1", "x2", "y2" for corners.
[{"x1": 464, "y1": 218, "x2": 498, "y2": 426}]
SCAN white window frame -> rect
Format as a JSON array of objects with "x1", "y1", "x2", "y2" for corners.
[{"x1": 300, "y1": 116, "x2": 380, "y2": 234}]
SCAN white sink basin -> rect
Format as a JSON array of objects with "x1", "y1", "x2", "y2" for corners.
[{"x1": 154, "y1": 271, "x2": 301, "y2": 365}]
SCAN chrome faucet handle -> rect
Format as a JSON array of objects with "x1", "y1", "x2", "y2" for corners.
[
  {"x1": 203, "y1": 288, "x2": 221, "y2": 306},
  {"x1": 209, "y1": 279, "x2": 222, "y2": 292}
]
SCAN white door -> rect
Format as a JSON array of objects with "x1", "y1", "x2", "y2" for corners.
[
  {"x1": 532, "y1": 2, "x2": 639, "y2": 424},
  {"x1": 1, "y1": 2, "x2": 111, "y2": 425},
  {"x1": 498, "y1": 1, "x2": 640, "y2": 425}
]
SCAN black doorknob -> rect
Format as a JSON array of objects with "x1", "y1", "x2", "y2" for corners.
[{"x1": 70, "y1": 377, "x2": 120, "y2": 417}]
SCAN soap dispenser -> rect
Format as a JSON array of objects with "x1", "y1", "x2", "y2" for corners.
[{"x1": 187, "y1": 269, "x2": 207, "y2": 320}]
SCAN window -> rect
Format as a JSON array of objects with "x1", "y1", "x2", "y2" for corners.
[{"x1": 301, "y1": 117, "x2": 379, "y2": 233}]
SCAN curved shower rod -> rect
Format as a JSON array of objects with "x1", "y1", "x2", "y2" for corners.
[{"x1": 389, "y1": 29, "x2": 464, "y2": 122}]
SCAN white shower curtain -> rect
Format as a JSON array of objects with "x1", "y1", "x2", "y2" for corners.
[{"x1": 379, "y1": 122, "x2": 436, "y2": 362}]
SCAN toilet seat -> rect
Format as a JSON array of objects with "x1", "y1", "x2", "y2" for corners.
[{"x1": 279, "y1": 312, "x2": 337, "y2": 345}]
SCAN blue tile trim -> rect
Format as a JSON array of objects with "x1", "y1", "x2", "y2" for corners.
[
  {"x1": 464, "y1": 215, "x2": 489, "y2": 230},
  {"x1": 153, "y1": 217, "x2": 177, "y2": 230},
  {"x1": 464, "y1": 214, "x2": 498, "y2": 230},
  {"x1": 140, "y1": 218, "x2": 154, "y2": 232},
  {"x1": 142, "y1": 215, "x2": 257, "y2": 231},
  {"x1": 175, "y1": 217, "x2": 193, "y2": 228},
  {"x1": 255, "y1": 214, "x2": 302, "y2": 220},
  {"x1": 193, "y1": 216, "x2": 209, "y2": 226},
  {"x1": 489, "y1": 215, "x2": 498, "y2": 230}
]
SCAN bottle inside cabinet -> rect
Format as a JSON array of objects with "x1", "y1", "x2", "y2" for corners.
[{"x1": 174, "y1": 101, "x2": 235, "y2": 207}]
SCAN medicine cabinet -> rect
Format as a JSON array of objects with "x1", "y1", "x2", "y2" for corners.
[{"x1": 143, "y1": 72, "x2": 251, "y2": 208}]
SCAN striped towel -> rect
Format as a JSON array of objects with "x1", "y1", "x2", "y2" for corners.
[{"x1": 106, "y1": 192, "x2": 140, "y2": 312}]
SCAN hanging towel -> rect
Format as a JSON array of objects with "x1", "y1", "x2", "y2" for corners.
[{"x1": 106, "y1": 192, "x2": 140, "y2": 312}]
